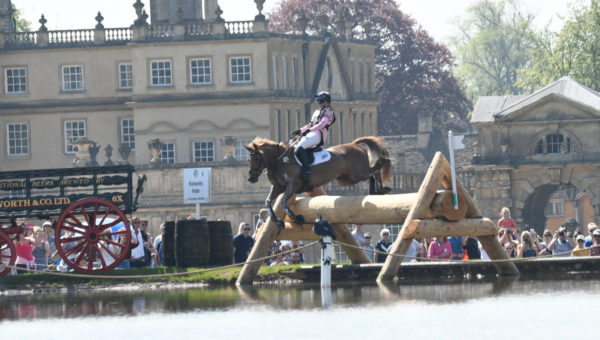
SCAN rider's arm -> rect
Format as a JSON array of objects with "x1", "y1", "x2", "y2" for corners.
[{"x1": 309, "y1": 115, "x2": 330, "y2": 132}]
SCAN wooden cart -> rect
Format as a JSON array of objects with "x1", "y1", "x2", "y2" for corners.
[{"x1": 0, "y1": 165, "x2": 145, "y2": 276}]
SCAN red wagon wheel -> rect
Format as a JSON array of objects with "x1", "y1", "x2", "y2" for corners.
[
  {"x1": 0, "y1": 231, "x2": 16, "y2": 277},
  {"x1": 55, "y1": 198, "x2": 131, "y2": 273}
]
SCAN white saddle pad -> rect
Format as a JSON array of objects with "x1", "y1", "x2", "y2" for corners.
[{"x1": 293, "y1": 149, "x2": 331, "y2": 166}]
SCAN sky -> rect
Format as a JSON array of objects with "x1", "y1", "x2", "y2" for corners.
[{"x1": 12, "y1": 0, "x2": 572, "y2": 44}]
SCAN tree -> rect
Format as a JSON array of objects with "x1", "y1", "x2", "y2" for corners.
[
  {"x1": 268, "y1": 0, "x2": 471, "y2": 135},
  {"x1": 11, "y1": 3, "x2": 31, "y2": 32},
  {"x1": 519, "y1": 0, "x2": 600, "y2": 90},
  {"x1": 452, "y1": 0, "x2": 536, "y2": 98}
]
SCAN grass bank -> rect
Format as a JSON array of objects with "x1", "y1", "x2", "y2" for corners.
[{"x1": 0, "y1": 264, "x2": 305, "y2": 290}]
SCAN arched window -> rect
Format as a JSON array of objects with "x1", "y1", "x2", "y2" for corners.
[{"x1": 535, "y1": 134, "x2": 577, "y2": 154}]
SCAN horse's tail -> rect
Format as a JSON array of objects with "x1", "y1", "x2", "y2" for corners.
[{"x1": 353, "y1": 136, "x2": 392, "y2": 183}]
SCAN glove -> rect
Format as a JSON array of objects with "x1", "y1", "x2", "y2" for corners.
[
  {"x1": 292, "y1": 129, "x2": 301, "y2": 136},
  {"x1": 302, "y1": 129, "x2": 310, "y2": 136}
]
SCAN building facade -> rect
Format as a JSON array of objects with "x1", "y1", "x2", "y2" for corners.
[
  {"x1": 0, "y1": 0, "x2": 378, "y2": 250},
  {"x1": 470, "y1": 76, "x2": 600, "y2": 233}
]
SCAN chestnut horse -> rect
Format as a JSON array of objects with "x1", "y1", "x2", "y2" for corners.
[{"x1": 246, "y1": 136, "x2": 391, "y2": 226}]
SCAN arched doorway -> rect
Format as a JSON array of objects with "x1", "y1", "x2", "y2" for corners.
[{"x1": 521, "y1": 184, "x2": 594, "y2": 234}]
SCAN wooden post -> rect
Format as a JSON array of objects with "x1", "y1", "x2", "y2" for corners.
[
  {"x1": 378, "y1": 152, "x2": 447, "y2": 282},
  {"x1": 236, "y1": 193, "x2": 290, "y2": 285},
  {"x1": 438, "y1": 157, "x2": 519, "y2": 276}
]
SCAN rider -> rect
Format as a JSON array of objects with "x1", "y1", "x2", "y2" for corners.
[{"x1": 292, "y1": 91, "x2": 335, "y2": 183}]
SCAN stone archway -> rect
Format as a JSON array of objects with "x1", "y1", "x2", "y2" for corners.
[
  {"x1": 521, "y1": 184, "x2": 559, "y2": 233},
  {"x1": 510, "y1": 164, "x2": 600, "y2": 233}
]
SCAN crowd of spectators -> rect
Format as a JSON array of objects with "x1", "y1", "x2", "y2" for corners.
[{"x1": 351, "y1": 207, "x2": 600, "y2": 263}]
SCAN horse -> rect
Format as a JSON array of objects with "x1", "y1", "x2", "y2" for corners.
[{"x1": 246, "y1": 136, "x2": 392, "y2": 227}]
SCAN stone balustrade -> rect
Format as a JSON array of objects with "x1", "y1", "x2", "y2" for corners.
[{"x1": 0, "y1": 18, "x2": 270, "y2": 50}]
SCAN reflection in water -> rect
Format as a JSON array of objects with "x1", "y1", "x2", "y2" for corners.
[{"x1": 1, "y1": 278, "x2": 600, "y2": 322}]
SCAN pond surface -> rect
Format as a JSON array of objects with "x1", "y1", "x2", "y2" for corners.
[{"x1": 1, "y1": 278, "x2": 598, "y2": 339}]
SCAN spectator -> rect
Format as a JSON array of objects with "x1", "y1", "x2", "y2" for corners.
[
  {"x1": 15, "y1": 230, "x2": 36, "y2": 274},
  {"x1": 448, "y1": 236, "x2": 464, "y2": 260},
  {"x1": 233, "y1": 222, "x2": 254, "y2": 263},
  {"x1": 404, "y1": 238, "x2": 424, "y2": 262},
  {"x1": 153, "y1": 223, "x2": 165, "y2": 266},
  {"x1": 428, "y1": 236, "x2": 453, "y2": 260},
  {"x1": 270, "y1": 249, "x2": 289, "y2": 266},
  {"x1": 517, "y1": 231, "x2": 538, "y2": 258},
  {"x1": 464, "y1": 237, "x2": 481, "y2": 260},
  {"x1": 374, "y1": 228, "x2": 392, "y2": 263},
  {"x1": 351, "y1": 224, "x2": 372, "y2": 258},
  {"x1": 129, "y1": 217, "x2": 147, "y2": 268},
  {"x1": 547, "y1": 227, "x2": 574, "y2": 257},
  {"x1": 363, "y1": 233, "x2": 375, "y2": 261},
  {"x1": 253, "y1": 208, "x2": 269, "y2": 238},
  {"x1": 32, "y1": 226, "x2": 50, "y2": 270},
  {"x1": 590, "y1": 229, "x2": 600, "y2": 256},
  {"x1": 503, "y1": 242, "x2": 516, "y2": 257},
  {"x1": 571, "y1": 235, "x2": 589, "y2": 257},
  {"x1": 539, "y1": 229, "x2": 553, "y2": 256},
  {"x1": 498, "y1": 207, "x2": 518, "y2": 239},
  {"x1": 584, "y1": 223, "x2": 597, "y2": 248},
  {"x1": 280, "y1": 243, "x2": 292, "y2": 263},
  {"x1": 290, "y1": 251, "x2": 302, "y2": 264},
  {"x1": 140, "y1": 219, "x2": 155, "y2": 266}
]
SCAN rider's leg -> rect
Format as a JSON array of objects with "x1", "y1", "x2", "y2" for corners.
[{"x1": 294, "y1": 131, "x2": 321, "y2": 182}]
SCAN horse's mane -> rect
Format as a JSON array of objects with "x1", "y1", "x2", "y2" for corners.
[{"x1": 249, "y1": 137, "x2": 287, "y2": 150}]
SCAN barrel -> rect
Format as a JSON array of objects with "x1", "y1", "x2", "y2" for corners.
[
  {"x1": 208, "y1": 221, "x2": 233, "y2": 265},
  {"x1": 175, "y1": 218, "x2": 210, "y2": 267},
  {"x1": 162, "y1": 221, "x2": 176, "y2": 267}
]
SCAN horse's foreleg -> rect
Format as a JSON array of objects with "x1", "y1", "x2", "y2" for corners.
[
  {"x1": 265, "y1": 185, "x2": 285, "y2": 228},
  {"x1": 281, "y1": 181, "x2": 305, "y2": 225}
]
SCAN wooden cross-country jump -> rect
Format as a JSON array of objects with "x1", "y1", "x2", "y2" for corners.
[{"x1": 236, "y1": 152, "x2": 519, "y2": 285}]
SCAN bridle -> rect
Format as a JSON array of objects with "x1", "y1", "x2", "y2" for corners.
[{"x1": 248, "y1": 151, "x2": 266, "y2": 179}]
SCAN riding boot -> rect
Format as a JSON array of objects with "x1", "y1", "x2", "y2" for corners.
[{"x1": 295, "y1": 147, "x2": 311, "y2": 183}]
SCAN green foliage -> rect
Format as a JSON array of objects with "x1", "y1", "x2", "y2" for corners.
[
  {"x1": 452, "y1": 0, "x2": 536, "y2": 98},
  {"x1": 11, "y1": 4, "x2": 31, "y2": 32},
  {"x1": 518, "y1": 0, "x2": 600, "y2": 90}
]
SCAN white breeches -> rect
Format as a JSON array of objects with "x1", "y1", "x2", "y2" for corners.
[{"x1": 295, "y1": 131, "x2": 321, "y2": 151}]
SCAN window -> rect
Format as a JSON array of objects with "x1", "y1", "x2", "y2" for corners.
[
  {"x1": 275, "y1": 110, "x2": 281, "y2": 141},
  {"x1": 62, "y1": 65, "x2": 84, "y2": 91},
  {"x1": 150, "y1": 60, "x2": 172, "y2": 86},
  {"x1": 272, "y1": 56, "x2": 278, "y2": 89},
  {"x1": 282, "y1": 57, "x2": 288, "y2": 89},
  {"x1": 190, "y1": 58, "x2": 211, "y2": 85},
  {"x1": 333, "y1": 224, "x2": 353, "y2": 263},
  {"x1": 292, "y1": 57, "x2": 298, "y2": 90},
  {"x1": 234, "y1": 139, "x2": 251, "y2": 161},
  {"x1": 5, "y1": 67, "x2": 27, "y2": 94},
  {"x1": 118, "y1": 63, "x2": 133, "y2": 89},
  {"x1": 385, "y1": 224, "x2": 402, "y2": 243},
  {"x1": 193, "y1": 141, "x2": 214, "y2": 162},
  {"x1": 545, "y1": 200, "x2": 564, "y2": 216},
  {"x1": 159, "y1": 142, "x2": 175, "y2": 163},
  {"x1": 6, "y1": 123, "x2": 29, "y2": 156},
  {"x1": 120, "y1": 118, "x2": 135, "y2": 151},
  {"x1": 229, "y1": 56, "x2": 252, "y2": 83},
  {"x1": 546, "y1": 134, "x2": 563, "y2": 154},
  {"x1": 64, "y1": 120, "x2": 86, "y2": 154},
  {"x1": 536, "y1": 139, "x2": 544, "y2": 154}
]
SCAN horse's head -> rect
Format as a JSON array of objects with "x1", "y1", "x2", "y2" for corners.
[{"x1": 246, "y1": 143, "x2": 264, "y2": 183}]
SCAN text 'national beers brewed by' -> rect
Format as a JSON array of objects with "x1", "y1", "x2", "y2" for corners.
[{"x1": 0, "y1": 175, "x2": 128, "y2": 191}]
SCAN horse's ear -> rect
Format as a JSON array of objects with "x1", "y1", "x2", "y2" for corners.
[{"x1": 245, "y1": 145, "x2": 253, "y2": 152}]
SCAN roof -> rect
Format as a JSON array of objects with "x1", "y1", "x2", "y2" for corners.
[{"x1": 471, "y1": 76, "x2": 600, "y2": 123}]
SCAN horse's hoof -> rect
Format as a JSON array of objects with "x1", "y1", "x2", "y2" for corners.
[
  {"x1": 375, "y1": 187, "x2": 391, "y2": 195},
  {"x1": 294, "y1": 215, "x2": 305, "y2": 225},
  {"x1": 275, "y1": 219, "x2": 285, "y2": 229}
]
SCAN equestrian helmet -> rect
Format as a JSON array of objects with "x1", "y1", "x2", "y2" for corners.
[{"x1": 315, "y1": 91, "x2": 331, "y2": 103}]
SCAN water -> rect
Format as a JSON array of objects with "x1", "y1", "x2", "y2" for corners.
[{"x1": 1, "y1": 278, "x2": 598, "y2": 339}]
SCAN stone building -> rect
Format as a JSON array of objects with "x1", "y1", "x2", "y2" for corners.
[
  {"x1": 0, "y1": 0, "x2": 377, "y2": 235},
  {"x1": 470, "y1": 76, "x2": 600, "y2": 233}
]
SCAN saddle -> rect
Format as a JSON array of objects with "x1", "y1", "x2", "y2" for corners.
[{"x1": 291, "y1": 147, "x2": 331, "y2": 166}]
